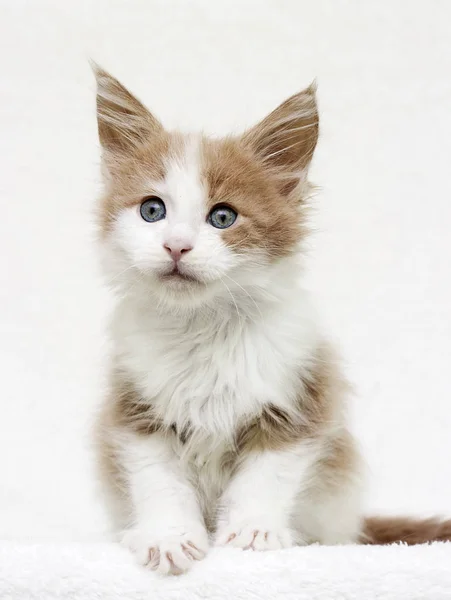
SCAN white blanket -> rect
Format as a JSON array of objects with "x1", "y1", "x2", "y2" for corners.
[{"x1": 1, "y1": 542, "x2": 450, "y2": 600}]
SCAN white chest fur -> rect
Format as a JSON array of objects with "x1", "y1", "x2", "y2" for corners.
[{"x1": 112, "y1": 285, "x2": 319, "y2": 447}]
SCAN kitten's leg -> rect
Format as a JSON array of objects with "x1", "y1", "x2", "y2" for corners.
[
  {"x1": 292, "y1": 431, "x2": 364, "y2": 545},
  {"x1": 113, "y1": 430, "x2": 208, "y2": 574},
  {"x1": 215, "y1": 431, "x2": 363, "y2": 550},
  {"x1": 215, "y1": 440, "x2": 320, "y2": 550}
]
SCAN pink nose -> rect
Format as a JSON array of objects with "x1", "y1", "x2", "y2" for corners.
[{"x1": 163, "y1": 243, "x2": 193, "y2": 262}]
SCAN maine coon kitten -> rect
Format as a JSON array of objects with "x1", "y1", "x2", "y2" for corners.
[{"x1": 93, "y1": 66, "x2": 451, "y2": 575}]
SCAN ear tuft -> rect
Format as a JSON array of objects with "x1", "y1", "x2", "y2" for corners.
[
  {"x1": 91, "y1": 62, "x2": 162, "y2": 154},
  {"x1": 242, "y1": 84, "x2": 319, "y2": 194}
]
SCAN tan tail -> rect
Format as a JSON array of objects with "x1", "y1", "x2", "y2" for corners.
[{"x1": 361, "y1": 516, "x2": 451, "y2": 545}]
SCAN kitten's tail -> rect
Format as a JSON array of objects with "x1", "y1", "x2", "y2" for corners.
[{"x1": 361, "y1": 516, "x2": 451, "y2": 545}]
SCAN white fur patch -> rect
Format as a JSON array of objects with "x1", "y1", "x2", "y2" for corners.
[
  {"x1": 119, "y1": 431, "x2": 208, "y2": 574},
  {"x1": 216, "y1": 440, "x2": 322, "y2": 548}
]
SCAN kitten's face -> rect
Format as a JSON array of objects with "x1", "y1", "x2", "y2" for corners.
[{"x1": 95, "y1": 67, "x2": 318, "y2": 309}]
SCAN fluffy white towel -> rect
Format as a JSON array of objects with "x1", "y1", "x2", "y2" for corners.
[{"x1": 0, "y1": 542, "x2": 450, "y2": 600}]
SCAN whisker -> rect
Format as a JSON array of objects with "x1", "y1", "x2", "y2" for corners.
[
  {"x1": 222, "y1": 273, "x2": 263, "y2": 322},
  {"x1": 104, "y1": 264, "x2": 136, "y2": 287},
  {"x1": 219, "y1": 276, "x2": 243, "y2": 324}
]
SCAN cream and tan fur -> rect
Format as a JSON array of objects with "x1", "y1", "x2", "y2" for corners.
[{"x1": 93, "y1": 66, "x2": 451, "y2": 575}]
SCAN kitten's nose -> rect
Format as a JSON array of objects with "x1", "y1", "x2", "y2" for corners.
[{"x1": 163, "y1": 242, "x2": 193, "y2": 262}]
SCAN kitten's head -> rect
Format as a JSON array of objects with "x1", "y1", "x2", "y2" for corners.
[{"x1": 94, "y1": 66, "x2": 319, "y2": 310}]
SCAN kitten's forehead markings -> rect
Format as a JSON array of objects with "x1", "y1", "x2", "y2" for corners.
[{"x1": 162, "y1": 135, "x2": 206, "y2": 228}]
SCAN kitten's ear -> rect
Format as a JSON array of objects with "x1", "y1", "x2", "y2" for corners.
[
  {"x1": 242, "y1": 83, "x2": 319, "y2": 194},
  {"x1": 92, "y1": 63, "x2": 163, "y2": 155}
]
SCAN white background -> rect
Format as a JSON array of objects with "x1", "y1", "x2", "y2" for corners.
[{"x1": 0, "y1": 0, "x2": 450, "y2": 541}]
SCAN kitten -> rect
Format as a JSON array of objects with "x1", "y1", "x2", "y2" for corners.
[{"x1": 93, "y1": 66, "x2": 451, "y2": 575}]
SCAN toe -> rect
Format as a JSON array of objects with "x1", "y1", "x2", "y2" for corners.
[
  {"x1": 182, "y1": 540, "x2": 206, "y2": 561},
  {"x1": 252, "y1": 530, "x2": 271, "y2": 551},
  {"x1": 229, "y1": 527, "x2": 258, "y2": 550}
]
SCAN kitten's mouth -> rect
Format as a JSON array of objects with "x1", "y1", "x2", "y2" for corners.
[{"x1": 159, "y1": 265, "x2": 200, "y2": 284}]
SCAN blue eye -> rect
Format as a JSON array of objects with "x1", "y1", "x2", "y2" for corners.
[
  {"x1": 208, "y1": 205, "x2": 237, "y2": 229},
  {"x1": 140, "y1": 197, "x2": 166, "y2": 222}
]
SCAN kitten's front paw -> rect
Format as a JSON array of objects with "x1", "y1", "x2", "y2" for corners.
[
  {"x1": 122, "y1": 526, "x2": 209, "y2": 575},
  {"x1": 216, "y1": 521, "x2": 293, "y2": 551}
]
